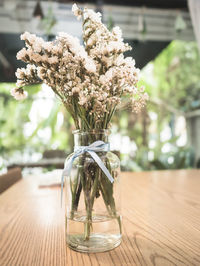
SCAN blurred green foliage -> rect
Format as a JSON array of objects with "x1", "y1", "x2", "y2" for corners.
[
  {"x1": 141, "y1": 40, "x2": 200, "y2": 111},
  {"x1": 0, "y1": 83, "x2": 73, "y2": 170},
  {"x1": 116, "y1": 40, "x2": 200, "y2": 171},
  {"x1": 0, "y1": 83, "x2": 40, "y2": 154}
]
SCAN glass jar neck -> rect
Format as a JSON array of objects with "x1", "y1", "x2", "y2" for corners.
[{"x1": 73, "y1": 130, "x2": 109, "y2": 147}]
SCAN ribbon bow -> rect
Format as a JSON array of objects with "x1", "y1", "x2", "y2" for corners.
[{"x1": 61, "y1": 140, "x2": 114, "y2": 205}]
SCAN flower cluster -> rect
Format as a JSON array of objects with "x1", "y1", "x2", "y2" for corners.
[{"x1": 12, "y1": 3, "x2": 148, "y2": 130}]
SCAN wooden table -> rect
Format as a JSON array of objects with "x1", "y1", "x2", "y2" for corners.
[{"x1": 0, "y1": 170, "x2": 200, "y2": 266}]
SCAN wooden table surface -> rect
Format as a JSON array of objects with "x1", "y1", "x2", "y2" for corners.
[{"x1": 0, "y1": 169, "x2": 200, "y2": 266}]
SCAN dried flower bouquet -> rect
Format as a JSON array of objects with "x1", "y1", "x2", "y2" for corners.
[{"x1": 12, "y1": 4, "x2": 148, "y2": 247}]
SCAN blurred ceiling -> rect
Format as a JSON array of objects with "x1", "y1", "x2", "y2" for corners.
[
  {"x1": 0, "y1": 0, "x2": 194, "y2": 82},
  {"x1": 58, "y1": 0, "x2": 188, "y2": 9}
]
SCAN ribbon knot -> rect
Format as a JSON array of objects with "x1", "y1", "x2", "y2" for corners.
[{"x1": 61, "y1": 141, "x2": 114, "y2": 205}]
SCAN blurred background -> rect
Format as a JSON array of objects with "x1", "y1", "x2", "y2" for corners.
[{"x1": 0, "y1": 0, "x2": 200, "y2": 175}]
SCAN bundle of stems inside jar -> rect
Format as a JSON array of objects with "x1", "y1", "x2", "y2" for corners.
[
  {"x1": 12, "y1": 4, "x2": 148, "y2": 240},
  {"x1": 70, "y1": 130, "x2": 122, "y2": 240}
]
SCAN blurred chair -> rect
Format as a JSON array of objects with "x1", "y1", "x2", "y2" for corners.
[
  {"x1": 0, "y1": 167, "x2": 22, "y2": 194},
  {"x1": 43, "y1": 149, "x2": 67, "y2": 159},
  {"x1": 8, "y1": 150, "x2": 68, "y2": 170}
]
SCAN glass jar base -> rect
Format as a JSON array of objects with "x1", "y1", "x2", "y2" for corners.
[{"x1": 67, "y1": 234, "x2": 121, "y2": 253}]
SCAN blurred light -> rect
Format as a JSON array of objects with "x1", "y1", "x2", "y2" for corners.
[
  {"x1": 40, "y1": 83, "x2": 55, "y2": 98},
  {"x1": 149, "y1": 111, "x2": 157, "y2": 121},
  {"x1": 148, "y1": 151, "x2": 154, "y2": 161},
  {"x1": 56, "y1": 112, "x2": 64, "y2": 130},
  {"x1": 162, "y1": 143, "x2": 171, "y2": 153},
  {"x1": 0, "y1": 157, "x2": 3, "y2": 168},
  {"x1": 29, "y1": 84, "x2": 55, "y2": 124},
  {"x1": 160, "y1": 126, "x2": 172, "y2": 142},
  {"x1": 23, "y1": 122, "x2": 37, "y2": 138},
  {"x1": 168, "y1": 156, "x2": 174, "y2": 164},
  {"x1": 51, "y1": 142, "x2": 59, "y2": 149},
  {"x1": 149, "y1": 139, "x2": 156, "y2": 149},
  {"x1": 175, "y1": 116, "x2": 187, "y2": 147},
  {"x1": 110, "y1": 134, "x2": 137, "y2": 154},
  {"x1": 121, "y1": 136, "x2": 136, "y2": 154},
  {"x1": 110, "y1": 133, "x2": 120, "y2": 150},
  {"x1": 141, "y1": 63, "x2": 157, "y2": 88},
  {"x1": 37, "y1": 127, "x2": 52, "y2": 143},
  {"x1": 31, "y1": 153, "x2": 42, "y2": 162}
]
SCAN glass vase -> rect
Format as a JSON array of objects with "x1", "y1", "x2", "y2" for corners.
[{"x1": 64, "y1": 130, "x2": 122, "y2": 253}]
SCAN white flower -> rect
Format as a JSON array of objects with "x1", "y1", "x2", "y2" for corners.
[
  {"x1": 72, "y1": 87, "x2": 80, "y2": 94},
  {"x1": 42, "y1": 42, "x2": 52, "y2": 52},
  {"x1": 115, "y1": 54, "x2": 124, "y2": 66},
  {"x1": 37, "y1": 67, "x2": 45, "y2": 78},
  {"x1": 107, "y1": 41, "x2": 125, "y2": 52},
  {"x1": 72, "y1": 4, "x2": 78, "y2": 14},
  {"x1": 48, "y1": 56, "x2": 58, "y2": 64},
  {"x1": 79, "y1": 95, "x2": 87, "y2": 105},
  {"x1": 84, "y1": 28, "x2": 92, "y2": 36},
  {"x1": 124, "y1": 57, "x2": 136, "y2": 68},
  {"x1": 103, "y1": 56, "x2": 113, "y2": 68},
  {"x1": 112, "y1": 26, "x2": 122, "y2": 39},
  {"x1": 58, "y1": 32, "x2": 69, "y2": 39},
  {"x1": 11, "y1": 87, "x2": 28, "y2": 100},
  {"x1": 95, "y1": 29, "x2": 102, "y2": 38},
  {"x1": 68, "y1": 81, "x2": 73, "y2": 87},
  {"x1": 20, "y1": 32, "x2": 31, "y2": 41},
  {"x1": 52, "y1": 46, "x2": 62, "y2": 54},
  {"x1": 41, "y1": 55, "x2": 49, "y2": 62},
  {"x1": 15, "y1": 68, "x2": 25, "y2": 79},
  {"x1": 85, "y1": 59, "x2": 96, "y2": 73},
  {"x1": 58, "y1": 32, "x2": 85, "y2": 57},
  {"x1": 13, "y1": 5, "x2": 147, "y2": 117},
  {"x1": 21, "y1": 32, "x2": 37, "y2": 44},
  {"x1": 105, "y1": 69, "x2": 113, "y2": 80},
  {"x1": 72, "y1": 4, "x2": 82, "y2": 19},
  {"x1": 16, "y1": 79, "x2": 26, "y2": 87},
  {"x1": 134, "y1": 68, "x2": 140, "y2": 77},
  {"x1": 16, "y1": 48, "x2": 27, "y2": 60},
  {"x1": 32, "y1": 53, "x2": 42, "y2": 63},
  {"x1": 26, "y1": 64, "x2": 36, "y2": 75},
  {"x1": 84, "y1": 9, "x2": 102, "y2": 23},
  {"x1": 33, "y1": 43, "x2": 42, "y2": 53},
  {"x1": 99, "y1": 75, "x2": 106, "y2": 84},
  {"x1": 87, "y1": 38, "x2": 94, "y2": 46},
  {"x1": 78, "y1": 49, "x2": 87, "y2": 59}
]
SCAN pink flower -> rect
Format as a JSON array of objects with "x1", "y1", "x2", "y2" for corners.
[
  {"x1": 11, "y1": 87, "x2": 28, "y2": 100},
  {"x1": 15, "y1": 68, "x2": 25, "y2": 79},
  {"x1": 16, "y1": 48, "x2": 27, "y2": 60}
]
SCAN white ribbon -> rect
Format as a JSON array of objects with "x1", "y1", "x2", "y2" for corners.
[{"x1": 61, "y1": 140, "x2": 114, "y2": 205}]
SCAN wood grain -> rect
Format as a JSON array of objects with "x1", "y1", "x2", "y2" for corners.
[
  {"x1": 0, "y1": 170, "x2": 200, "y2": 265},
  {"x1": 0, "y1": 167, "x2": 22, "y2": 194}
]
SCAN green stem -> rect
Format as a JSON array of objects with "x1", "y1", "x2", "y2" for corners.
[
  {"x1": 79, "y1": 165, "x2": 91, "y2": 240},
  {"x1": 70, "y1": 168, "x2": 82, "y2": 219},
  {"x1": 100, "y1": 159, "x2": 122, "y2": 234}
]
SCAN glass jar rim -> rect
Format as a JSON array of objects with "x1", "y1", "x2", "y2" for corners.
[{"x1": 72, "y1": 129, "x2": 110, "y2": 135}]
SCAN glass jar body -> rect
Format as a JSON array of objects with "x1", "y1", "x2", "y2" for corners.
[{"x1": 65, "y1": 130, "x2": 121, "y2": 253}]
